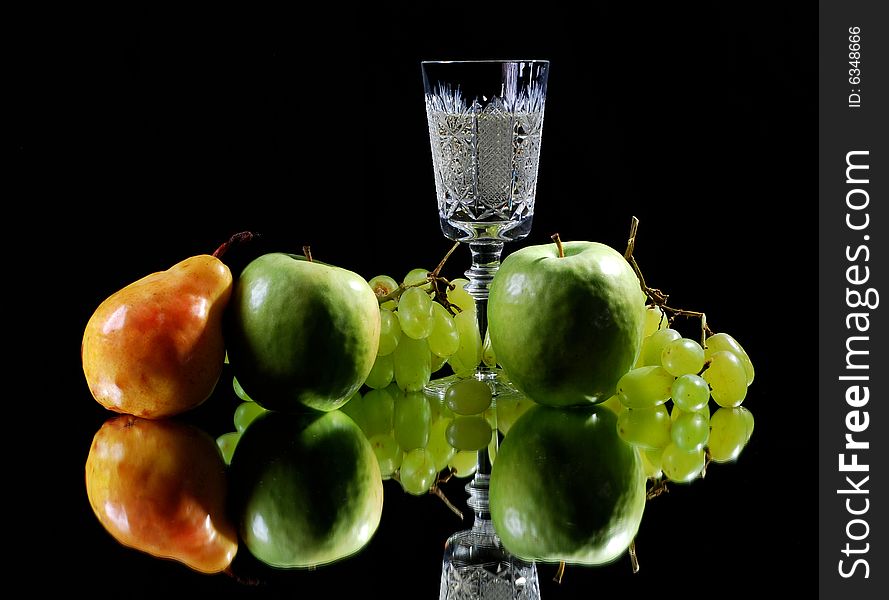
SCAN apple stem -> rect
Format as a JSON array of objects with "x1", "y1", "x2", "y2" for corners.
[
  {"x1": 550, "y1": 233, "x2": 565, "y2": 258},
  {"x1": 212, "y1": 231, "x2": 257, "y2": 259},
  {"x1": 553, "y1": 561, "x2": 566, "y2": 584},
  {"x1": 629, "y1": 539, "x2": 640, "y2": 573},
  {"x1": 623, "y1": 217, "x2": 714, "y2": 345},
  {"x1": 302, "y1": 245, "x2": 313, "y2": 262}
]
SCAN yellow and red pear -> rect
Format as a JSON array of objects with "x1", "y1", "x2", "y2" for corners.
[
  {"x1": 82, "y1": 254, "x2": 232, "y2": 418},
  {"x1": 85, "y1": 415, "x2": 238, "y2": 573}
]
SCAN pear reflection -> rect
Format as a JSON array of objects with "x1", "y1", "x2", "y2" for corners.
[{"x1": 85, "y1": 415, "x2": 238, "y2": 573}]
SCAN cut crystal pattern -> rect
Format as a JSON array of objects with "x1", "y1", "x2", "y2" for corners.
[
  {"x1": 425, "y1": 84, "x2": 545, "y2": 239},
  {"x1": 439, "y1": 561, "x2": 541, "y2": 600}
]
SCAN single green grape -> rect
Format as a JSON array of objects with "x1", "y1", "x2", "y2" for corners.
[
  {"x1": 617, "y1": 366, "x2": 675, "y2": 408},
  {"x1": 393, "y1": 391, "x2": 431, "y2": 451},
  {"x1": 640, "y1": 328, "x2": 681, "y2": 366},
  {"x1": 705, "y1": 332, "x2": 754, "y2": 384},
  {"x1": 234, "y1": 401, "x2": 266, "y2": 433},
  {"x1": 368, "y1": 274, "x2": 399, "y2": 303},
  {"x1": 445, "y1": 378, "x2": 493, "y2": 415},
  {"x1": 483, "y1": 406, "x2": 497, "y2": 429},
  {"x1": 742, "y1": 407, "x2": 755, "y2": 443},
  {"x1": 661, "y1": 337, "x2": 705, "y2": 377},
  {"x1": 362, "y1": 388, "x2": 395, "y2": 438},
  {"x1": 495, "y1": 395, "x2": 537, "y2": 435},
  {"x1": 426, "y1": 391, "x2": 452, "y2": 422},
  {"x1": 403, "y1": 268, "x2": 433, "y2": 292},
  {"x1": 671, "y1": 374, "x2": 710, "y2": 412},
  {"x1": 428, "y1": 302, "x2": 460, "y2": 357},
  {"x1": 399, "y1": 448, "x2": 437, "y2": 495},
  {"x1": 708, "y1": 407, "x2": 754, "y2": 462},
  {"x1": 398, "y1": 287, "x2": 434, "y2": 340},
  {"x1": 671, "y1": 410, "x2": 710, "y2": 451},
  {"x1": 232, "y1": 376, "x2": 253, "y2": 402},
  {"x1": 448, "y1": 310, "x2": 482, "y2": 378},
  {"x1": 448, "y1": 450, "x2": 478, "y2": 478},
  {"x1": 642, "y1": 305, "x2": 669, "y2": 338},
  {"x1": 369, "y1": 433, "x2": 403, "y2": 479},
  {"x1": 641, "y1": 447, "x2": 663, "y2": 479},
  {"x1": 671, "y1": 403, "x2": 711, "y2": 424},
  {"x1": 661, "y1": 443, "x2": 705, "y2": 483},
  {"x1": 430, "y1": 352, "x2": 448, "y2": 374},
  {"x1": 617, "y1": 405, "x2": 672, "y2": 449},
  {"x1": 447, "y1": 278, "x2": 475, "y2": 316},
  {"x1": 393, "y1": 335, "x2": 432, "y2": 392},
  {"x1": 598, "y1": 394, "x2": 623, "y2": 415},
  {"x1": 365, "y1": 353, "x2": 394, "y2": 389},
  {"x1": 216, "y1": 432, "x2": 240, "y2": 465},
  {"x1": 377, "y1": 308, "x2": 402, "y2": 356},
  {"x1": 482, "y1": 330, "x2": 497, "y2": 369},
  {"x1": 446, "y1": 416, "x2": 492, "y2": 451},
  {"x1": 703, "y1": 351, "x2": 748, "y2": 407},
  {"x1": 426, "y1": 417, "x2": 456, "y2": 472}
]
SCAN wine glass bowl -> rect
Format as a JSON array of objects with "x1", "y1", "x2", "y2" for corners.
[{"x1": 423, "y1": 60, "x2": 548, "y2": 246}]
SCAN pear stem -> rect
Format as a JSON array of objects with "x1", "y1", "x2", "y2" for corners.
[
  {"x1": 212, "y1": 231, "x2": 257, "y2": 259},
  {"x1": 550, "y1": 233, "x2": 565, "y2": 258}
]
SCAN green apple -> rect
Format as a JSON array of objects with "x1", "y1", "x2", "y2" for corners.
[
  {"x1": 488, "y1": 241, "x2": 645, "y2": 406},
  {"x1": 490, "y1": 404, "x2": 646, "y2": 565},
  {"x1": 230, "y1": 410, "x2": 383, "y2": 568},
  {"x1": 226, "y1": 253, "x2": 380, "y2": 412}
]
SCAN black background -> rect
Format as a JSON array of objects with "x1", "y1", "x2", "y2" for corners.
[{"x1": 16, "y1": 3, "x2": 816, "y2": 598}]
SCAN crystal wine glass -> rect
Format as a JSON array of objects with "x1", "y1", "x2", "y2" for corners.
[
  {"x1": 422, "y1": 59, "x2": 548, "y2": 389},
  {"x1": 422, "y1": 59, "x2": 548, "y2": 600}
]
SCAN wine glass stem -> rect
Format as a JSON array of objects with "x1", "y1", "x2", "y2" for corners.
[
  {"x1": 463, "y1": 241, "x2": 504, "y2": 490},
  {"x1": 464, "y1": 240, "x2": 503, "y2": 367}
]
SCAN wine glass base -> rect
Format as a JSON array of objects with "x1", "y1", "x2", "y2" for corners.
[{"x1": 424, "y1": 368, "x2": 525, "y2": 401}]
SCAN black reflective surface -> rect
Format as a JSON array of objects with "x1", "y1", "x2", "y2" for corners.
[{"x1": 22, "y1": 4, "x2": 816, "y2": 597}]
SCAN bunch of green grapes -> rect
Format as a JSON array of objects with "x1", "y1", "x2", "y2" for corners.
[
  {"x1": 342, "y1": 378, "x2": 537, "y2": 497},
  {"x1": 366, "y1": 269, "x2": 498, "y2": 391},
  {"x1": 612, "y1": 306, "x2": 756, "y2": 484}
]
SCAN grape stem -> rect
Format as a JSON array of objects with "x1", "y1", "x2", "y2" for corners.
[
  {"x1": 430, "y1": 482, "x2": 464, "y2": 520},
  {"x1": 646, "y1": 478, "x2": 669, "y2": 500},
  {"x1": 624, "y1": 216, "x2": 714, "y2": 345},
  {"x1": 211, "y1": 231, "x2": 257, "y2": 259},
  {"x1": 701, "y1": 449, "x2": 712, "y2": 478},
  {"x1": 374, "y1": 242, "x2": 466, "y2": 315}
]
